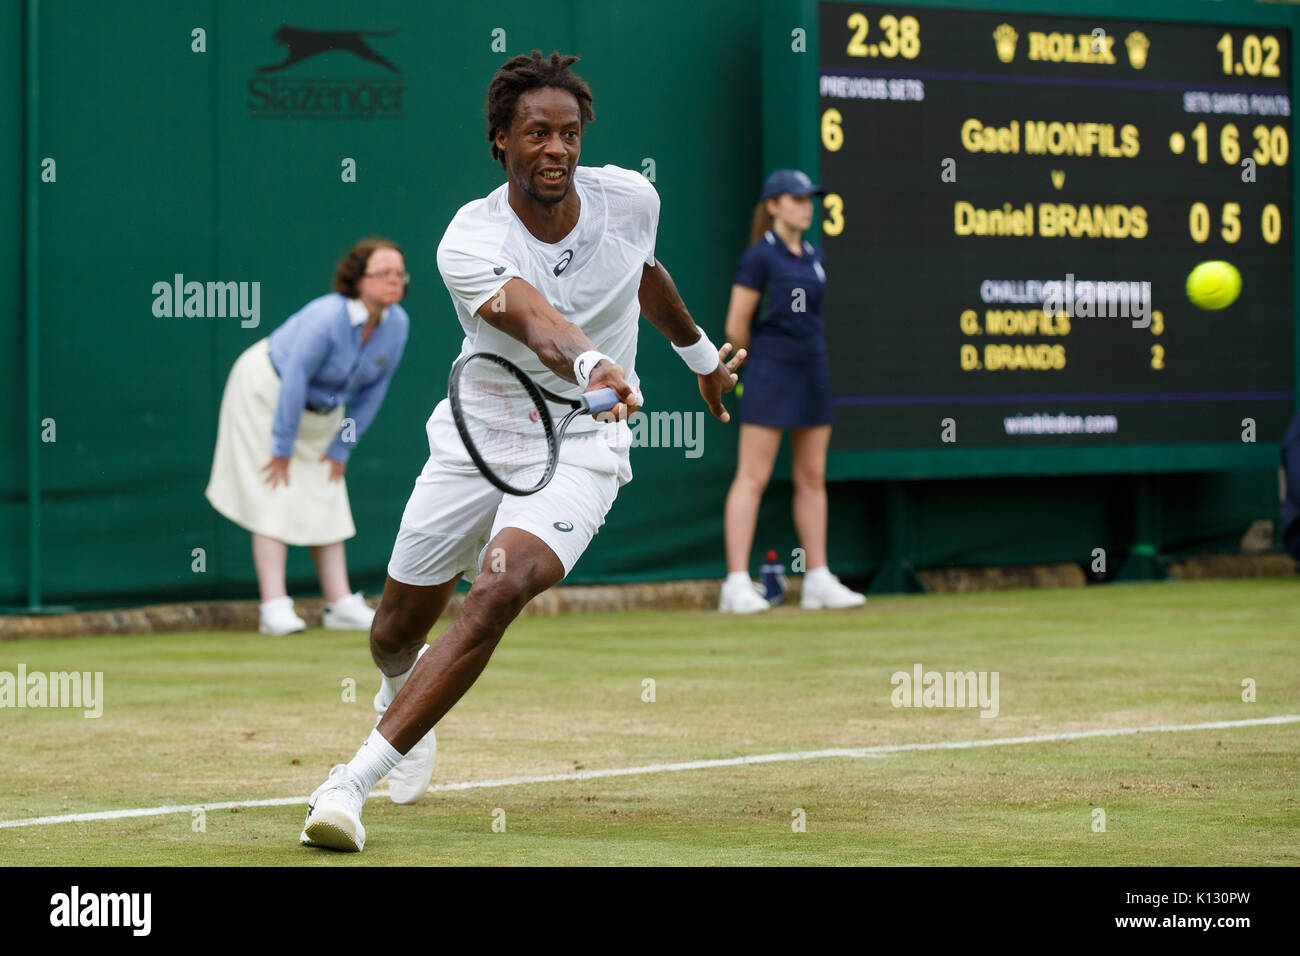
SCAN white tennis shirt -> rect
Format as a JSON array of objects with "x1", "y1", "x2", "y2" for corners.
[{"x1": 436, "y1": 164, "x2": 660, "y2": 434}]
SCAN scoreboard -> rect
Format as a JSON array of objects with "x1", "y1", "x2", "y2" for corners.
[{"x1": 794, "y1": 0, "x2": 1299, "y2": 478}]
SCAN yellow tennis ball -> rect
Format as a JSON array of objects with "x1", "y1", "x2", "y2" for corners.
[{"x1": 1186, "y1": 261, "x2": 1241, "y2": 310}]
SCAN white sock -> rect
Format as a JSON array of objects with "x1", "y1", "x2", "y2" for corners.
[
  {"x1": 805, "y1": 566, "x2": 832, "y2": 584},
  {"x1": 346, "y1": 727, "x2": 403, "y2": 796},
  {"x1": 374, "y1": 643, "x2": 429, "y2": 713},
  {"x1": 260, "y1": 595, "x2": 292, "y2": 612},
  {"x1": 726, "y1": 571, "x2": 751, "y2": 586}
]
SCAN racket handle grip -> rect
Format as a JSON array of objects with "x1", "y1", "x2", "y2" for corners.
[{"x1": 583, "y1": 387, "x2": 620, "y2": 414}]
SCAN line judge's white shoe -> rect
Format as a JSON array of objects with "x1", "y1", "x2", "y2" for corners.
[
  {"x1": 259, "y1": 596, "x2": 306, "y2": 636},
  {"x1": 323, "y1": 592, "x2": 376, "y2": 631},
  {"x1": 300, "y1": 765, "x2": 367, "y2": 852},
  {"x1": 800, "y1": 571, "x2": 867, "y2": 610},
  {"x1": 718, "y1": 576, "x2": 771, "y2": 614}
]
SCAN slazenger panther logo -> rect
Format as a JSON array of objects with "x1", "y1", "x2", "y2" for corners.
[
  {"x1": 553, "y1": 249, "x2": 574, "y2": 276},
  {"x1": 553, "y1": 521, "x2": 574, "y2": 532},
  {"x1": 257, "y1": 27, "x2": 401, "y2": 73}
]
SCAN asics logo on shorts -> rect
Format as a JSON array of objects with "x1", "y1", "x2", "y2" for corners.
[
  {"x1": 552, "y1": 521, "x2": 574, "y2": 532},
  {"x1": 553, "y1": 249, "x2": 574, "y2": 276}
]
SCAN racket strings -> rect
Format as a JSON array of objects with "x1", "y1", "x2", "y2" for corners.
[{"x1": 456, "y1": 357, "x2": 553, "y2": 489}]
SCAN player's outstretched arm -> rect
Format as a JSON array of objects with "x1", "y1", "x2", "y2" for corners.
[
  {"x1": 638, "y1": 259, "x2": 746, "y2": 422},
  {"x1": 478, "y1": 277, "x2": 641, "y2": 415}
]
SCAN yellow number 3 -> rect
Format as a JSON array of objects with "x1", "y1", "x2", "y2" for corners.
[{"x1": 822, "y1": 194, "x2": 844, "y2": 236}]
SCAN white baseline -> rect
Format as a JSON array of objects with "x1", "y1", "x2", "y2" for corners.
[{"x1": 1, "y1": 714, "x2": 1296, "y2": 830}]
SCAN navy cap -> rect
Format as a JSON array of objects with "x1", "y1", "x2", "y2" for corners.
[{"x1": 761, "y1": 168, "x2": 825, "y2": 200}]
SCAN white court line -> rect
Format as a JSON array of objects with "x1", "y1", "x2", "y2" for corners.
[{"x1": 2, "y1": 713, "x2": 1296, "y2": 831}]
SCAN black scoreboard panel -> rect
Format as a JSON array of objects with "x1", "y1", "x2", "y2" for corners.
[{"x1": 817, "y1": 2, "x2": 1294, "y2": 455}]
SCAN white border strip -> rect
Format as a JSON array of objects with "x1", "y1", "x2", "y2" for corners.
[{"x1": 2, "y1": 714, "x2": 1296, "y2": 830}]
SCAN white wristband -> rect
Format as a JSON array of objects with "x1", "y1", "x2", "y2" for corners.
[
  {"x1": 672, "y1": 331, "x2": 720, "y2": 375},
  {"x1": 574, "y1": 350, "x2": 612, "y2": 390}
]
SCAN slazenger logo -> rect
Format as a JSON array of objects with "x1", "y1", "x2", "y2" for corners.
[
  {"x1": 50, "y1": 886, "x2": 152, "y2": 936},
  {"x1": 248, "y1": 26, "x2": 406, "y2": 121},
  {"x1": 553, "y1": 249, "x2": 574, "y2": 276},
  {"x1": 553, "y1": 521, "x2": 574, "y2": 532}
]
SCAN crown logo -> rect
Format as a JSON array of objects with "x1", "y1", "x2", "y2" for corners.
[
  {"x1": 993, "y1": 24, "x2": 1018, "y2": 63},
  {"x1": 1125, "y1": 31, "x2": 1150, "y2": 69}
]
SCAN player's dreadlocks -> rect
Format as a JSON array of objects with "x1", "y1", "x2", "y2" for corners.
[{"x1": 486, "y1": 50, "x2": 595, "y2": 169}]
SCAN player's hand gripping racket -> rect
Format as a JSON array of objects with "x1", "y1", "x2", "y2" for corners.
[{"x1": 448, "y1": 351, "x2": 622, "y2": 495}]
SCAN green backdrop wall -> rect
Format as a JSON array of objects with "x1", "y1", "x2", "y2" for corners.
[{"x1": 3, "y1": 0, "x2": 1284, "y2": 610}]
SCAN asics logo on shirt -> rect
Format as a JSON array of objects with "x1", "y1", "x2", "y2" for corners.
[
  {"x1": 553, "y1": 521, "x2": 574, "y2": 532},
  {"x1": 553, "y1": 249, "x2": 574, "y2": 276},
  {"x1": 493, "y1": 265, "x2": 506, "y2": 275}
]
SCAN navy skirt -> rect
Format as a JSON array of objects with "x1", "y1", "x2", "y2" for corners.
[{"x1": 738, "y1": 339, "x2": 834, "y2": 429}]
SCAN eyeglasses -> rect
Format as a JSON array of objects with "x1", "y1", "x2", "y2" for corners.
[{"x1": 364, "y1": 270, "x2": 411, "y2": 283}]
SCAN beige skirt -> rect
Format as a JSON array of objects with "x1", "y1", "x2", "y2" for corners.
[{"x1": 204, "y1": 338, "x2": 356, "y2": 546}]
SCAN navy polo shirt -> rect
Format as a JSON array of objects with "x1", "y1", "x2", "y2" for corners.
[{"x1": 733, "y1": 230, "x2": 828, "y2": 362}]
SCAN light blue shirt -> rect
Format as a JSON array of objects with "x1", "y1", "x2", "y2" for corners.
[{"x1": 266, "y1": 293, "x2": 409, "y2": 463}]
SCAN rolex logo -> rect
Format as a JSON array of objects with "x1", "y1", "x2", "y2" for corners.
[
  {"x1": 993, "y1": 23, "x2": 1018, "y2": 63},
  {"x1": 1125, "y1": 31, "x2": 1149, "y2": 70}
]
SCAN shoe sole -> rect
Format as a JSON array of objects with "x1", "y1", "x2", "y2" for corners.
[
  {"x1": 388, "y1": 729, "x2": 437, "y2": 805},
  {"x1": 301, "y1": 811, "x2": 365, "y2": 852},
  {"x1": 259, "y1": 624, "x2": 306, "y2": 635}
]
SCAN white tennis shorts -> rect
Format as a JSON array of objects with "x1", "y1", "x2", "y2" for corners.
[{"x1": 387, "y1": 398, "x2": 633, "y2": 586}]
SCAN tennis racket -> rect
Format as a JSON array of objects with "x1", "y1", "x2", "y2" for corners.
[{"x1": 447, "y1": 351, "x2": 623, "y2": 495}]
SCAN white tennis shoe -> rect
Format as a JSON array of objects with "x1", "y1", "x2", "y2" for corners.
[
  {"x1": 323, "y1": 592, "x2": 375, "y2": 631},
  {"x1": 300, "y1": 765, "x2": 367, "y2": 852},
  {"x1": 800, "y1": 572, "x2": 867, "y2": 610},
  {"x1": 259, "y1": 596, "x2": 306, "y2": 635},
  {"x1": 385, "y1": 723, "x2": 437, "y2": 804},
  {"x1": 718, "y1": 576, "x2": 771, "y2": 614}
]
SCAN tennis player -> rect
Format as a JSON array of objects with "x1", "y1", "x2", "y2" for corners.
[{"x1": 300, "y1": 50, "x2": 745, "y2": 851}]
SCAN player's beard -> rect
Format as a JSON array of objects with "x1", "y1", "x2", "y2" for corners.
[{"x1": 517, "y1": 166, "x2": 570, "y2": 206}]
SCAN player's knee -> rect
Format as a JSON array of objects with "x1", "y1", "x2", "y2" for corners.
[
  {"x1": 470, "y1": 559, "x2": 557, "y2": 629},
  {"x1": 369, "y1": 594, "x2": 427, "y2": 656},
  {"x1": 465, "y1": 570, "x2": 532, "y2": 632}
]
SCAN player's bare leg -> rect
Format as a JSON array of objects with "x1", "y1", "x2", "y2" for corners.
[
  {"x1": 365, "y1": 574, "x2": 462, "y2": 803},
  {"x1": 301, "y1": 529, "x2": 562, "y2": 850},
  {"x1": 370, "y1": 574, "x2": 463, "y2": 681},
  {"x1": 378, "y1": 528, "x2": 563, "y2": 751}
]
